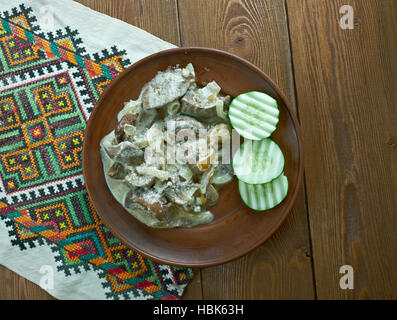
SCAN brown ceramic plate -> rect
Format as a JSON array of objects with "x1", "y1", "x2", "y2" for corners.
[{"x1": 83, "y1": 47, "x2": 303, "y2": 267}]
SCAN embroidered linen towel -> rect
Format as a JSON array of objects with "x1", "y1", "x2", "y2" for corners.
[{"x1": 0, "y1": 0, "x2": 194, "y2": 300}]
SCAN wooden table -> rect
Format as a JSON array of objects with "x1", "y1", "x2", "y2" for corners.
[{"x1": 1, "y1": 0, "x2": 396, "y2": 299}]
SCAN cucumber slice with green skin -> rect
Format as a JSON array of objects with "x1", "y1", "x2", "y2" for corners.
[
  {"x1": 228, "y1": 91, "x2": 279, "y2": 140},
  {"x1": 233, "y1": 138, "x2": 285, "y2": 184},
  {"x1": 238, "y1": 173, "x2": 288, "y2": 211}
]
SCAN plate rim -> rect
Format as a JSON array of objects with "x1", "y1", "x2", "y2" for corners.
[{"x1": 82, "y1": 46, "x2": 304, "y2": 267}]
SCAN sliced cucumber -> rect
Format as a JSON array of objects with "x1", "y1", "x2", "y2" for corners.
[
  {"x1": 233, "y1": 138, "x2": 284, "y2": 184},
  {"x1": 238, "y1": 173, "x2": 288, "y2": 211},
  {"x1": 228, "y1": 91, "x2": 279, "y2": 140}
]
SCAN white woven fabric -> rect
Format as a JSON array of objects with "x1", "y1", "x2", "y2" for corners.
[{"x1": 0, "y1": 0, "x2": 187, "y2": 300}]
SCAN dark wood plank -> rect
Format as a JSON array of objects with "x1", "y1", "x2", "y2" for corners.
[
  {"x1": 0, "y1": 265, "x2": 55, "y2": 300},
  {"x1": 181, "y1": 269, "x2": 203, "y2": 300},
  {"x1": 178, "y1": 0, "x2": 315, "y2": 299},
  {"x1": 75, "y1": 0, "x2": 181, "y2": 46},
  {"x1": 286, "y1": 0, "x2": 397, "y2": 299}
]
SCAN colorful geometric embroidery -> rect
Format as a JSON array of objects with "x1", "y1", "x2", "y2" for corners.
[
  {"x1": 0, "y1": 203, "x2": 185, "y2": 299},
  {"x1": 0, "y1": 15, "x2": 119, "y2": 81},
  {"x1": 0, "y1": 73, "x2": 88, "y2": 192},
  {"x1": 0, "y1": 4, "x2": 193, "y2": 300}
]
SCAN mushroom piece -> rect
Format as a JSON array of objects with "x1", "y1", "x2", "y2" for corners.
[
  {"x1": 135, "y1": 109, "x2": 158, "y2": 133},
  {"x1": 104, "y1": 141, "x2": 144, "y2": 165},
  {"x1": 199, "y1": 165, "x2": 216, "y2": 193},
  {"x1": 135, "y1": 194, "x2": 168, "y2": 220},
  {"x1": 103, "y1": 143, "x2": 122, "y2": 158},
  {"x1": 164, "y1": 184, "x2": 200, "y2": 206},
  {"x1": 107, "y1": 162, "x2": 129, "y2": 180},
  {"x1": 115, "y1": 113, "x2": 138, "y2": 143},
  {"x1": 164, "y1": 187, "x2": 186, "y2": 206},
  {"x1": 124, "y1": 169, "x2": 154, "y2": 188},
  {"x1": 181, "y1": 81, "x2": 230, "y2": 119},
  {"x1": 140, "y1": 64, "x2": 195, "y2": 110},
  {"x1": 178, "y1": 165, "x2": 193, "y2": 181},
  {"x1": 165, "y1": 115, "x2": 205, "y2": 146},
  {"x1": 172, "y1": 115, "x2": 205, "y2": 130},
  {"x1": 210, "y1": 164, "x2": 234, "y2": 189},
  {"x1": 205, "y1": 184, "x2": 219, "y2": 207},
  {"x1": 136, "y1": 165, "x2": 170, "y2": 181},
  {"x1": 113, "y1": 141, "x2": 144, "y2": 166},
  {"x1": 117, "y1": 99, "x2": 141, "y2": 122},
  {"x1": 196, "y1": 146, "x2": 216, "y2": 172},
  {"x1": 124, "y1": 189, "x2": 138, "y2": 209}
]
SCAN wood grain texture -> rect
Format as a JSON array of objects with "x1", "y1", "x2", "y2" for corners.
[
  {"x1": 178, "y1": 0, "x2": 296, "y2": 100},
  {"x1": 178, "y1": 0, "x2": 315, "y2": 299},
  {"x1": 75, "y1": 0, "x2": 181, "y2": 46},
  {"x1": 0, "y1": 265, "x2": 55, "y2": 300},
  {"x1": 3, "y1": 0, "x2": 395, "y2": 301},
  {"x1": 286, "y1": 0, "x2": 397, "y2": 299},
  {"x1": 181, "y1": 269, "x2": 203, "y2": 300}
]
